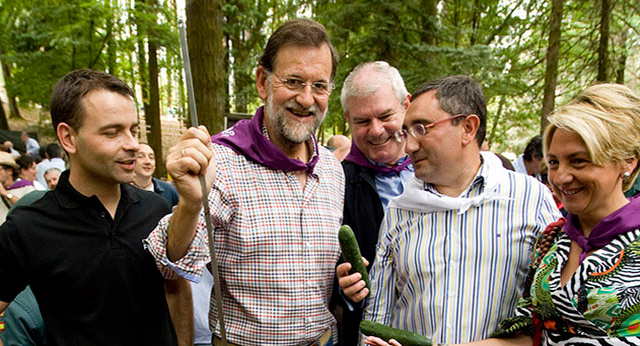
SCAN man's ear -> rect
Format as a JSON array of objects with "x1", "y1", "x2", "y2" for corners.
[
  {"x1": 343, "y1": 111, "x2": 350, "y2": 124},
  {"x1": 402, "y1": 94, "x2": 411, "y2": 111},
  {"x1": 461, "y1": 114, "x2": 480, "y2": 146},
  {"x1": 256, "y1": 66, "x2": 269, "y2": 101},
  {"x1": 57, "y1": 123, "x2": 78, "y2": 155}
]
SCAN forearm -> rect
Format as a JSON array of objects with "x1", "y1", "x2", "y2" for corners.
[
  {"x1": 165, "y1": 278, "x2": 194, "y2": 346},
  {"x1": 167, "y1": 202, "x2": 202, "y2": 262}
]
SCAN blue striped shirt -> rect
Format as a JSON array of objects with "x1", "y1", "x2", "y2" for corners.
[{"x1": 364, "y1": 153, "x2": 560, "y2": 344}]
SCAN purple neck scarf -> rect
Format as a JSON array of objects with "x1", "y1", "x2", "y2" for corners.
[
  {"x1": 211, "y1": 106, "x2": 319, "y2": 173},
  {"x1": 8, "y1": 179, "x2": 33, "y2": 190},
  {"x1": 563, "y1": 195, "x2": 640, "y2": 263},
  {"x1": 344, "y1": 141, "x2": 412, "y2": 175}
]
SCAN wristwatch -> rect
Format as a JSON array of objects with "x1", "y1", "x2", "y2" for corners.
[{"x1": 5, "y1": 193, "x2": 13, "y2": 200}]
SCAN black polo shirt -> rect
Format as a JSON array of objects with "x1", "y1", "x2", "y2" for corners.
[{"x1": 0, "y1": 170, "x2": 177, "y2": 346}]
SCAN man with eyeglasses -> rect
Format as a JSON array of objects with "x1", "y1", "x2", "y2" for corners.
[
  {"x1": 145, "y1": 19, "x2": 344, "y2": 346},
  {"x1": 339, "y1": 75, "x2": 560, "y2": 345},
  {"x1": 332, "y1": 61, "x2": 413, "y2": 346}
]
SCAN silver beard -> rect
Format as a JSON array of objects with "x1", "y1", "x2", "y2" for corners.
[{"x1": 265, "y1": 87, "x2": 326, "y2": 144}]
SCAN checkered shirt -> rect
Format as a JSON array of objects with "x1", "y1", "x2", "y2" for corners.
[{"x1": 145, "y1": 143, "x2": 345, "y2": 346}]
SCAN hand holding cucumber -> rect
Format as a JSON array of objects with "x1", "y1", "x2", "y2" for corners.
[
  {"x1": 338, "y1": 225, "x2": 370, "y2": 302},
  {"x1": 337, "y1": 259, "x2": 370, "y2": 302}
]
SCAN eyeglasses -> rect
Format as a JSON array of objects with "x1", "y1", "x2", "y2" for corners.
[
  {"x1": 394, "y1": 114, "x2": 468, "y2": 142},
  {"x1": 270, "y1": 72, "x2": 334, "y2": 96}
]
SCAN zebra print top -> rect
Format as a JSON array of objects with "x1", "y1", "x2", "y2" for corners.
[{"x1": 494, "y1": 227, "x2": 640, "y2": 345}]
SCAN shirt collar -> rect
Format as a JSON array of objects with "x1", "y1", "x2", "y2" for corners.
[
  {"x1": 54, "y1": 170, "x2": 140, "y2": 209},
  {"x1": 152, "y1": 178, "x2": 165, "y2": 193}
]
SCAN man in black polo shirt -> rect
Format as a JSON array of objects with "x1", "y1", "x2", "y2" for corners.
[{"x1": 0, "y1": 70, "x2": 179, "y2": 346}]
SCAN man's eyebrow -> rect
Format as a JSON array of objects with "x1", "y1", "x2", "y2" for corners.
[
  {"x1": 98, "y1": 124, "x2": 123, "y2": 131},
  {"x1": 282, "y1": 72, "x2": 329, "y2": 83},
  {"x1": 377, "y1": 109, "x2": 396, "y2": 117},
  {"x1": 408, "y1": 118, "x2": 432, "y2": 126},
  {"x1": 97, "y1": 122, "x2": 139, "y2": 131}
]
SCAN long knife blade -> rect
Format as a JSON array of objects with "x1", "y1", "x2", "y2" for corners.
[{"x1": 178, "y1": 19, "x2": 228, "y2": 346}]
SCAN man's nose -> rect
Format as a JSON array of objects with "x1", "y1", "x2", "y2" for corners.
[
  {"x1": 404, "y1": 133, "x2": 419, "y2": 154},
  {"x1": 369, "y1": 119, "x2": 386, "y2": 137},
  {"x1": 295, "y1": 86, "x2": 315, "y2": 109},
  {"x1": 123, "y1": 132, "x2": 139, "y2": 152}
]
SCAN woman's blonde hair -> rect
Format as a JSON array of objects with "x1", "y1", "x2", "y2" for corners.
[{"x1": 543, "y1": 83, "x2": 640, "y2": 191}]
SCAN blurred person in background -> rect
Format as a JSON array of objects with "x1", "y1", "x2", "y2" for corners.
[
  {"x1": 35, "y1": 144, "x2": 66, "y2": 190},
  {"x1": 44, "y1": 168, "x2": 61, "y2": 190}
]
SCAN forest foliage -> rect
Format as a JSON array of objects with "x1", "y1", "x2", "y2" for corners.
[{"x1": 0, "y1": 0, "x2": 639, "y2": 155}]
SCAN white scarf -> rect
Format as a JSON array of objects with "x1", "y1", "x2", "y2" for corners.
[{"x1": 388, "y1": 151, "x2": 512, "y2": 215}]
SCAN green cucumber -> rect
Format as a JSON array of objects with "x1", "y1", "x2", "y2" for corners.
[
  {"x1": 359, "y1": 320, "x2": 433, "y2": 346},
  {"x1": 338, "y1": 224, "x2": 370, "y2": 297}
]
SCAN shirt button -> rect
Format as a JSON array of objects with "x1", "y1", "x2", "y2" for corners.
[{"x1": 100, "y1": 212, "x2": 106, "y2": 218}]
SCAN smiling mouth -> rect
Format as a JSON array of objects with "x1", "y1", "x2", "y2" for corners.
[
  {"x1": 369, "y1": 137, "x2": 391, "y2": 146},
  {"x1": 117, "y1": 158, "x2": 136, "y2": 167},
  {"x1": 560, "y1": 188, "x2": 582, "y2": 196},
  {"x1": 287, "y1": 107, "x2": 314, "y2": 117}
]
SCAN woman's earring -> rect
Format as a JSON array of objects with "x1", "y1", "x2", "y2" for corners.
[{"x1": 622, "y1": 171, "x2": 631, "y2": 180}]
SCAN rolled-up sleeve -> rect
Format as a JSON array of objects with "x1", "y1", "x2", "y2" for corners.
[{"x1": 144, "y1": 210, "x2": 211, "y2": 283}]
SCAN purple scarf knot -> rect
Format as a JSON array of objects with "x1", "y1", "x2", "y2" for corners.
[
  {"x1": 563, "y1": 195, "x2": 640, "y2": 263},
  {"x1": 343, "y1": 141, "x2": 412, "y2": 174},
  {"x1": 211, "y1": 107, "x2": 319, "y2": 174}
]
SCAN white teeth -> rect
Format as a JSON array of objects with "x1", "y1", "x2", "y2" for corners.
[
  {"x1": 370, "y1": 138, "x2": 389, "y2": 145},
  {"x1": 563, "y1": 189, "x2": 580, "y2": 195}
]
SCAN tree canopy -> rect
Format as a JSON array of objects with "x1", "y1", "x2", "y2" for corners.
[{"x1": 0, "y1": 0, "x2": 639, "y2": 155}]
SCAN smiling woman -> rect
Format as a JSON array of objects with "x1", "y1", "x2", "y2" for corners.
[{"x1": 470, "y1": 84, "x2": 640, "y2": 346}]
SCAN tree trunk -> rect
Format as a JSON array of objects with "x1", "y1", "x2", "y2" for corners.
[
  {"x1": 226, "y1": 0, "x2": 267, "y2": 114},
  {"x1": 0, "y1": 51, "x2": 22, "y2": 119},
  {"x1": 541, "y1": 0, "x2": 563, "y2": 133},
  {"x1": 135, "y1": 0, "x2": 150, "y2": 128},
  {"x1": 597, "y1": 0, "x2": 611, "y2": 82},
  {"x1": 147, "y1": 29, "x2": 165, "y2": 179},
  {"x1": 453, "y1": 0, "x2": 461, "y2": 47},
  {"x1": 0, "y1": 95, "x2": 9, "y2": 130},
  {"x1": 421, "y1": 0, "x2": 438, "y2": 45},
  {"x1": 148, "y1": 55, "x2": 165, "y2": 178},
  {"x1": 488, "y1": 95, "x2": 506, "y2": 149},
  {"x1": 186, "y1": 0, "x2": 226, "y2": 134},
  {"x1": 470, "y1": 0, "x2": 481, "y2": 46},
  {"x1": 106, "y1": 2, "x2": 117, "y2": 75},
  {"x1": 615, "y1": 29, "x2": 627, "y2": 84}
]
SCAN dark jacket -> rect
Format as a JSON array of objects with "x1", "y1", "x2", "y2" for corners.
[
  {"x1": 153, "y1": 178, "x2": 179, "y2": 207},
  {"x1": 337, "y1": 160, "x2": 385, "y2": 346},
  {"x1": 342, "y1": 161, "x2": 385, "y2": 264}
]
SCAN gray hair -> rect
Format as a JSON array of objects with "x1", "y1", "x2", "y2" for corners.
[{"x1": 340, "y1": 61, "x2": 408, "y2": 115}]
